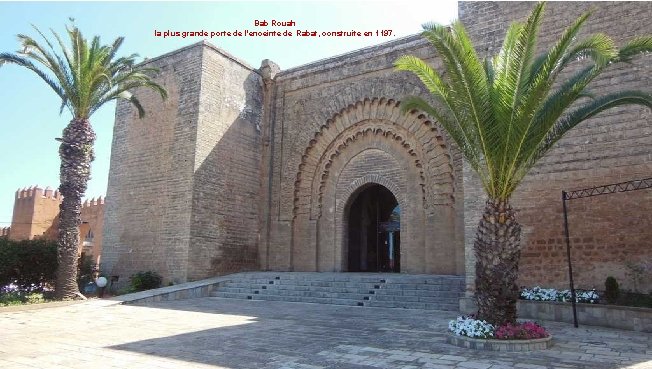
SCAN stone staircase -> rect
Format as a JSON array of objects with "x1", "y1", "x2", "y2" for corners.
[{"x1": 210, "y1": 272, "x2": 464, "y2": 311}]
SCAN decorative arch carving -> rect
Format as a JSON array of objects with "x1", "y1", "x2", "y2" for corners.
[
  {"x1": 293, "y1": 97, "x2": 455, "y2": 220},
  {"x1": 338, "y1": 174, "x2": 404, "y2": 216}
]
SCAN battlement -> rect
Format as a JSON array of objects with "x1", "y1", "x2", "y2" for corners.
[
  {"x1": 82, "y1": 196, "x2": 105, "y2": 208},
  {"x1": 1, "y1": 227, "x2": 9, "y2": 237},
  {"x1": 15, "y1": 185, "x2": 61, "y2": 200}
]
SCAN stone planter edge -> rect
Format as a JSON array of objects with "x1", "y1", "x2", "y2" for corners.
[{"x1": 445, "y1": 333, "x2": 553, "y2": 351}]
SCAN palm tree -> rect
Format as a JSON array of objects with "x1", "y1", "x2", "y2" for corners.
[
  {"x1": 0, "y1": 22, "x2": 167, "y2": 299},
  {"x1": 395, "y1": 2, "x2": 651, "y2": 325}
]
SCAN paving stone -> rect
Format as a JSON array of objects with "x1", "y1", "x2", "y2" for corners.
[{"x1": 1, "y1": 298, "x2": 650, "y2": 369}]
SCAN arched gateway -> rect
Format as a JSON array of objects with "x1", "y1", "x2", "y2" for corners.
[
  {"x1": 291, "y1": 98, "x2": 462, "y2": 274},
  {"x1": 345, "y1": 183, "x2": 401, "y2": 273}
]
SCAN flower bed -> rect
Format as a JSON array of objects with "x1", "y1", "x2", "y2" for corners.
[
  {"x1": 446, "y1": 315, "x2": 552, "y2": 351},
  {"x1": 521, "y1": 286, "x2": 599, "y2": 304}
]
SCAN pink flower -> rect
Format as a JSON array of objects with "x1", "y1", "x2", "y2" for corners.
[{"x1": 494, "y1": 321, "x2": 549, "y2": 340}]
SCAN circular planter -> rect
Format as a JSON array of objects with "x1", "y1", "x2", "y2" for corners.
[{"x1": 446, "y1": 333, "x2": 553, "y2": 351}]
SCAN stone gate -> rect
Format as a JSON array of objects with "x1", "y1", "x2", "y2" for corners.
[{"x1": 101, "y1": 2, "x2": 651, "y2": 295}]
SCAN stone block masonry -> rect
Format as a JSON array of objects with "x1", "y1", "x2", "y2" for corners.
[
  {"x1": 102, "y1": 41, "x2": 263, "y2": 285},
  {"x1": 101, "y1": 2, "x2": 650, "y2": 293},
  {"x1": 188, "y1": 44, "x2": 263, "y2": 280}
]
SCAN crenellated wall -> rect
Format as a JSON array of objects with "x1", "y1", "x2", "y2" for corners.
[
  {"x1": 10, "y1": 186, "x2": 61, "y2": 241},
  {"x1": 6, "y1": 186, "x2": 105, "y2": 263}
]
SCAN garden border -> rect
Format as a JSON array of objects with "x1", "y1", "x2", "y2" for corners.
[
  {"x1": 518, "y1": 300, "x2": 651, "y2": 332},
  {"x1": 446, "y1": 334, "x2": 553, "y2": 351},
  {"x1": 460, "y1": 297, "x2": 652, "y2": 332}
]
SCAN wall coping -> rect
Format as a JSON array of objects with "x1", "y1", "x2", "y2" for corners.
[
  {"x1": 517, "y1": 299, "x2": 652, "y2": 332},
  {"x1": 519, "y1": 299, "x2": 652, "y2": 314}
]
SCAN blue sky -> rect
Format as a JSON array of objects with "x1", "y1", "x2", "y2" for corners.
[{"x1": 0, "y1": 1, "x2": 457, "y2": 226}]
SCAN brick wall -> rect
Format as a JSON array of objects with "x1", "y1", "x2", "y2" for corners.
[{"x1": 460, "y1": 1, "x2": 652, "y2": 291}]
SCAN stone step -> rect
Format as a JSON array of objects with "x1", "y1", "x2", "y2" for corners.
[
  {"x1": 213, "y1": 288, "x2": 369, "y2": 300},
  {"x1": 211, "y1": 292, "x2": 363, "y2": 306},
  {"x1": 223, "y1": 280, "x2": 462, "y2": 289},
  {"x1": 222, "y1": 283, "x2": 377, "y2": 293},
  {"x1": 222, "y1": 281, "x2": 384, "y2": 289},
  {"x1": 213, "y1": 288, "x2": 459, "y2": 300},
  {"x1": 212, "y1": 272, "x2": 464, "y2": 312},
  {"x1": 218, "y1": 286, "x2": 463, "y2": 300},
  {"x1": 229, "y1": 273, "x2": 463, "y2": 283},
  {"x1": 212, "y1": 292, "x2": 458, "y2": 310},
  {"x1": 373, "y1": 288, "x2": 464, "y2": 298},
  {"x1": 379, "y1": 283, "x2": 464, "y2": 291},
  {"x1": 362, "y1": 300, "x2": 460, "y2": 311},
  {"x1": 231, "y1": 274, "x2": 395, "y2": 282}
]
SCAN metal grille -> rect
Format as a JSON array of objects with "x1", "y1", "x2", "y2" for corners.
[{"x1": 564, "y1": 177, "x2": 652, "y2": 200}]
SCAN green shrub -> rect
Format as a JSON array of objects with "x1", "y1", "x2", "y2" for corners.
[
  {"x1": 129, "y1": 271, "x2": 162, "y2": 292},
  {"x1": 0, "y1": 238, "x2": 58, "y2": 291},
  {"x1": 604, "y1": 276, "x2": 620, "y2": 304},
  {"x1": 619, "y1": 291, "x2": 652, "y2": 308},
  {"x1": 77, "y1": 252, "x2": 95, "y2": 290}
]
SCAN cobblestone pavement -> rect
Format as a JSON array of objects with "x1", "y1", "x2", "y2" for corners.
[{"x1": 1, "y1": 297, "x2": 650, "y2": 369}]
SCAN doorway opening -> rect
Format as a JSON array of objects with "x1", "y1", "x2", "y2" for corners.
[{"x1": 347, "y1": 184, "x2": 400, "y2": 272}]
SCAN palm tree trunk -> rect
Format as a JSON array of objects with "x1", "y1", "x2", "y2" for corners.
[
  {"x1": 474, "y1": 199, "x2": 521, "y2": 326},
  {"x1": 55, "y1": 118, "x2": 95, "y2": 300}
]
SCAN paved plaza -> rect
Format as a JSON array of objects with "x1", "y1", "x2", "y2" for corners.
[{"x1": 1, "y1": 297, "x2": 650, "y2": 369}]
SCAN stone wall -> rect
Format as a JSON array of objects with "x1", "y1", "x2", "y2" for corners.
[
  {"x1": 460, "y1": 2, "x2": 652, "y2": 292},
  {"x1": 102, "y1": 43, "x2": 204, "y2": 285},
  {"x1": 79, "y1": 197, "x2": 105, "y2": 265},
  {"x1": 261, "y1": 37, "x2": 465, "y2": 274},
  {"x1": 102, "y1": 2, "x2": 650, "y2": 288},
  {"x1": 102, "y1": 42, "x2": 264, "y2": 285},
  {"x1": 188, "y1": 44, "x2": 263, "y2": 280},
  {"x1": 518, "y1": 300, "x2": 652, "y2": 333}
]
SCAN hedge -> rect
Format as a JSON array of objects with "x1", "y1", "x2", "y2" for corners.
[{"x1": 0, "y1": 238, "x2": 58, "y2": 291}]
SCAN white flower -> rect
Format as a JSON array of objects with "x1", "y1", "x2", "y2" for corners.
[
  {"x1": 448, "y1": 316, "x2": 494, "y2": 338},
  {"x1": 521, "y1": 286, "x2": 600, "y2": 303}
]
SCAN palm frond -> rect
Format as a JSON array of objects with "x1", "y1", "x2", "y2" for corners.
[
  {"x1": 395, "y1": 2, "x2": 652, "y2": 201},
  {"x1": 1, "y1": 20, "x2": 167, "y2": 120},
  {"x1": 617, "y1": 36, "x2": 652, "y2": 62},
  {"x1": 0, "y1": 52, "x2": 66, "y2": 101},
  {"x1": 558, "y1": 33, "x2": 617, "y2": 68},
  {"x1": 420, "y1": 21, "x2": 497, "y2": 194},
  {"x1": 514, "y1": 90, "x2": 652, "y2": 186}
]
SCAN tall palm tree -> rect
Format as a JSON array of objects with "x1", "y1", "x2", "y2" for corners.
[
  {"x1": 395, "y1": 2, "x2": 651, "y2": 325},
  {"x1": 0, "y1": 22, "x2": 167, "y2": 299}
]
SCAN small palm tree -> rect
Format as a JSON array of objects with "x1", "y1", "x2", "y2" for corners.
[
  {"x1": 0, "y1": 22, "x2": 167, "y2": 299},
  {"x1": 395, "y1": 2, "x2": 651, "y2": 325}
]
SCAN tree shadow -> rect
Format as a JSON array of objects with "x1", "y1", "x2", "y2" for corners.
[{"x1": 107, "y1": 298, "x2": 651, "y2": 369}]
